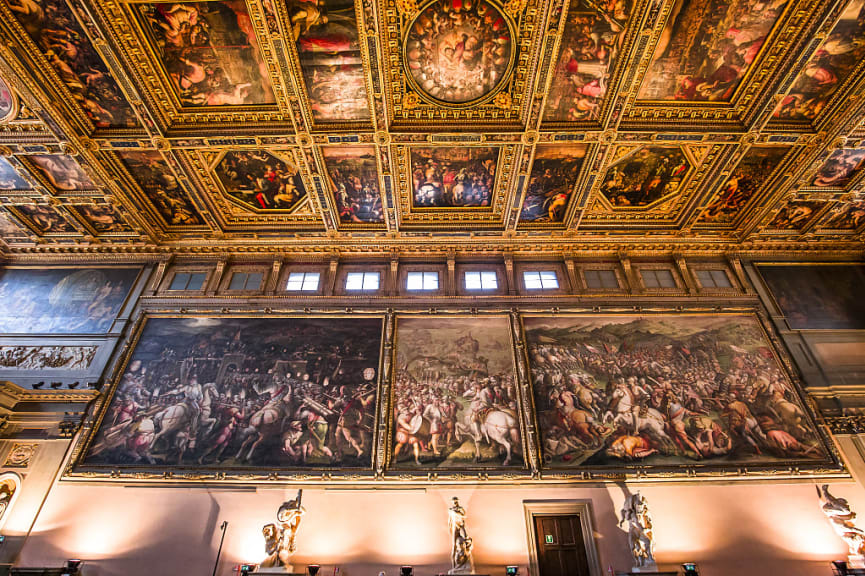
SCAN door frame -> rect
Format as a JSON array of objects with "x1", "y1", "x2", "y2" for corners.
[{"x1": 523, "y1": 500, "x2": 604, "y2": 576}]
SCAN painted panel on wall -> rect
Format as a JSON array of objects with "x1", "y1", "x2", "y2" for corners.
[
  {"x1": 523, "y1": 314, "x2": 829, "y2": 469},
  {"x1": 758, "y1": 264, "x2": 865, "y2": 329},
  {"x1": 81, "y1": 316, "x2": 383, "y2": 469},
  {"x1": 0, "y1": 267, "x2": 140, "y2": 334},
  {"x1": 390, "y1": 316, "x2": 524, "y2": 470}
]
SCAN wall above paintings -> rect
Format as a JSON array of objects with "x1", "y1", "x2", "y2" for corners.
[{"x1": 0, "y1": 0, "x2": 861, "y2": 257}]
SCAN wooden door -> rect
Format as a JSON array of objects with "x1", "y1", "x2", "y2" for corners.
[{"x1": 533, "y1": 514, "x2": 592, "y2": 576}]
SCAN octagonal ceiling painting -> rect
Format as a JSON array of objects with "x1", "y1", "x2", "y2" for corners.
[
  {"x1": 214, "y1": 150, "x2": 308, "y2": 212},
  {"x1": 599, "y1": 146, "x2": 691, "y2": 208}
]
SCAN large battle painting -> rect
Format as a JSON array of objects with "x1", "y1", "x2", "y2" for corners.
[
  {"x1": 138, "y1": 1, "x2": 276, "y2": 107},
  {"x1": 519, "y1": 144, "x2": 587, "y2": 223},
  {"x1": 0, "y1": 158, "x2": 29, "y2": 190},
  {"x1": 404, "y1": 0, "x2": 513, "y2": 104},
  {"x1": 811, "y1": 147, "x2": 865, "y2": 188},
  {"x1": 28, "y1": 154, "x2": 96, "y2": 191},
  {"x1": 542, "y1": 0, "x2": 630, "y2": 122},
  {"x1": 117, "y1": 151, "x2": 204, "y2": 226},
  {"x1": 758, "y1": 264, "x2": 865, "y2": 330},
  {"x1": 7, "y1": 0, "x2": 137, "y2": 127},
  {"x1": 637, "y1": 0, "x2": 789, "y2": 101},
  {"x1": 600, "y1": 147, "x2": 690, "y2": 207},
  {"x1": 391, "y1": 316, "x2": 523, "y2": 470},
  {"x1": 767, "y1": 200, "x2": 823, "y2": 230},
  {"x1": 82, "y1": 316, "x2": 383, "y2": 469},
  {"x1": 524, "y1": 314, "x2": 828, "y2": 469},
  {"x1": 322, "y1": 146, "x2": 383, "y2": 224},
  {"x1": 214, "y1": 150, "x2": 307, "y2": 211},
  {"x1": 774, "y1": 0, "x2": 865, "y2": 121},
  {"x1": 0, "y1": 267, "x2": 139, "y2": 334},
  {"x1": 411, "y1": 147, "x2": 498, "y2": 208},
  {"x1": 698, "y1": 146, "x2": 790, "y2": 224},
  {"x1": 11, "y1": 205, "x2": 75, "y2": 235},
  {"x1": 289, "y1": 0, "x2": 371, "y2": 122}
]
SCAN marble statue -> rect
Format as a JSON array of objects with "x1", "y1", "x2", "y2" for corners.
[
  {"x1": 619, "y1": 492, "x2": 656, "y2": 572},
  {"x1": 448, "y1": 497, "x2": 474, "y2": 575},
  {"x1": 818, "y1": 484, "x2": 865, "y2": 567},
  {"x1": 260, "y1": 490, "x2": 306, "y2": 572}
]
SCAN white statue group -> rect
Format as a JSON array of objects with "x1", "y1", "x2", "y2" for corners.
[
  {"x1": 256, "y1": 492, "x2": 476, "y2": 574},
  {"x1": 253, "y1": 485, "x2": 865, "y2": 574}
]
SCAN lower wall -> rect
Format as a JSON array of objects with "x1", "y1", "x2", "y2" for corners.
[{"x1": 13, "y1": 479, "x2": 863, "y2": 576}]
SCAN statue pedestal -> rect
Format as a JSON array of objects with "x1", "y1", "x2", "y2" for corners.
[
  {"x1": 630, "y1": 562, "x2": 658, "y2": 573},
  {"x1": 849, "y1": 555, "x2": 865, "y2": 569},
  {"x1": 254, "y1": 567, "x2": 303, "y2": 574}
]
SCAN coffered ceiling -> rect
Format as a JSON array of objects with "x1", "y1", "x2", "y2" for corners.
[{"x1": 0, "y1": 0, "x2": 863, "y2": 256}]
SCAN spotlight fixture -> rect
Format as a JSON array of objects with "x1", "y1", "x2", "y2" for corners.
[
  {"x1": 68, "y1": 382, "x2": 79, "y2": 389},
  {"x1": 307, "y1": 565, "x2": 321, "y2": 576},
  {"x1": 61, "y1": 559, "x2": 82, "y2": 576},
  {"x1": 400, "y1": 566, "x2": 414, "y2": 576},
  {"x1": 50, "y1": 381, "x2": 62, "y2": 389},
  {"x1": 682, "y1": 563, "x2": 700, "y2": 576},
  {"x1": 32, "y1": 382, "x2": 44, "y2": 390}
]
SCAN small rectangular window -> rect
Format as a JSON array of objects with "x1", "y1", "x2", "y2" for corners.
[
  {"x1": 169, "y1": 272, "x2": 207, "y2": 291},
  {"x1": 406, "y1": 271, "x2": 439, "y2": 291},
  {"x1": 584, "y1": 269, "x2": 619, "y2": 289},
  {"x1": 345, "y1": 271, "x2": 380, "y2": 291},
  {"x1": 524, "y1": 270, "x2": 559, "y2": 290},
  {"x1": 696, "y1": 269, "x2": 732, "y2": 289},
  {"x1": 286, "y1": 272, "x2": 320, "y2": 291},
  {"x1": 464, "y1": 270, "x2": 497, "y2": 290},
  {"x1": 228, "y1": 272, "x2": 263, "y2": 291},
  {"x1": 641, "y1": 269, "x2": 676, "y2": 289}
]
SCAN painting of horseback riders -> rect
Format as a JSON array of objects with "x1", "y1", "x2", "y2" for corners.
[
  {"x1": 82, "y1": 316, "x2": 383, "y2": 469},
  {"x1": 390, "y1": 316, "x2": 524, "y2": 470},
  {"x1": 523, "y1": 314, "x2": 828, "y2": 469}
]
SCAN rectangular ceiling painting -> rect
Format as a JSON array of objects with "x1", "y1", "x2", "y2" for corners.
[
  {"x1": 519, "y1": 144, "x2": 587, "y2": 224},
  {"x1": 774, "y1": 0, "x2": 865, "y2": 121},
  {"x1": 116, "y1": 150, "x2": 204, "y2": 226},
  {"x1": 137, "y1": 1, "x2": 276, "y2": 106},
  {"x1": 410, "y1": 146, "x2": 498, "y2": 209},
  {"x1": 8, "y1": 0, "x2": 138, "y2": 127},
  {"x1": 390, "y1": 316, "x2": 524, "y2": 470},
  {"x1": 321, "y1": 146, "x2": 383, "y2": 224},
  {"x1": 542, "y1": 0, "x2": 630, "y2": 122},
  {"x1": 81, "y1": 316, "x2": 384, "y2": 469},
  {"x1": 523, "y1": 314, "x2": 829, "y2": 469},
  {"x1": 288, "y1": 0, "x2": 371, "y2": 123},
  {"x1": 637, "y1": 0, "x2": 789, "y2": 101}
]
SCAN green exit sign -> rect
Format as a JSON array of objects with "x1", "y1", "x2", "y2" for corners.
[{"x1": 545, "y1": 535, "x2": 554, "y2": 544}]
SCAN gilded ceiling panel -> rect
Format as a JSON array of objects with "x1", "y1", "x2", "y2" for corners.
[
  {"x1": 764, "y1": 198, "x2": 827, "y2": 231},
  {"x1": 1, "y1": 0, "x2": 139, "y2": 129},
  {"x1": 809, "y1": 146, "x2": 865, "y2": 189},
  {"x1": 541, "y1": 0, "x2": 631, "y2": 126},
  {"x1": 320, "y1": 145, "x2": 385, "y2": 226},
  {"x1": 0, "y1": 158, "x2": 32, "y2": 191},
  {"x1": 24, "y1": 154, "x2": 97, "y2": 193},
  {"x1": 771, "y1": 0, "x2": 865, "y2": 126},
  {"x1": 68, "y1": 203, "x2": 136, "y2": 235},
  {"x1": 517, "y1": 143, "x2": 587, "y2": 227},
  {"x1": 213, "y1": 150, "x2": 308, "y2": 212},
  {"x1": 8, "y1": 203, "x2": 78, "y2": 235},
  {"x1": 115, "y1": 150, "x2": 206, "y2": 227},
  {"x1": 819, "y1": 199, "x2": 865, "y2": 231}
]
